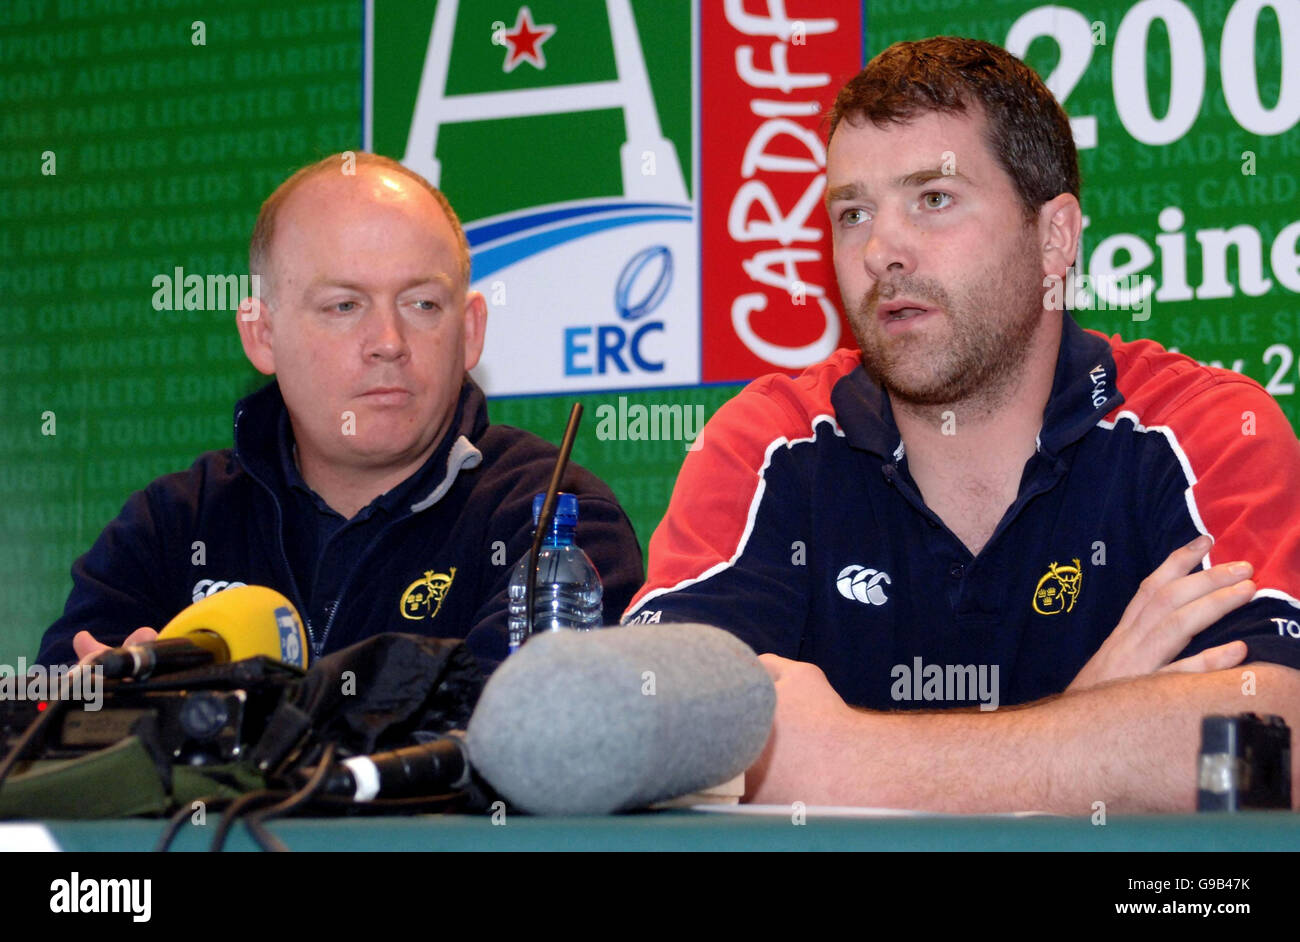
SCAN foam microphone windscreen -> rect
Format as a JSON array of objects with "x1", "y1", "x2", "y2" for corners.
[
  {"x1": 157, "y1": 584, "x2": 309, "y2": 669},
  {"x1": 466, "y1": 623, "x2": 775, "y2": 815}
]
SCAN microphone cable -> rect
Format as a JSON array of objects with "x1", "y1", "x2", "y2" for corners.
[
  {"x1": 215, "y1": 743, "x2": 471, "y2": 852},
  {"x1": 237, "y1": 741, "x2": 339, "y2": 852},
  {"x1": 0, "y1": 697, "x2": 70, "y2": 795},
  {"x1": 154, "y1": 743, "x2": 477, "y2": 851},
  {"x1": 153, "y1": 793, "x2": 239, "y2": 852},
  {"x1": 208, "y1": 742, "x2": 337, "y2": 852}
]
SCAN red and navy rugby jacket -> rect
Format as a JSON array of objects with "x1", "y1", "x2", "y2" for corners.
[
  {"x1": 624, "y1": 316, "x2": 1300, "y2": 708},
  {"x1": 38, "y1": 377, "x2": 643, "y2": 671}
]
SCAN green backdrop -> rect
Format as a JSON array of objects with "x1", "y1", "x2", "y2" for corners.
[{"x1": 2, "y1": 0, "x2": 1296, "y2": 660}]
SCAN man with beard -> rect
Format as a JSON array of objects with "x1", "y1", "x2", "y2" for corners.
[{"x1": 623, "y1": 37, "x2": 1300, "y2": 811}]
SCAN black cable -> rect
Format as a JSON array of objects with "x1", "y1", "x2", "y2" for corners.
[
  {"x1": 153, "y1": 794, "x2": 238, "y2": 852},
  {"x1": 0, "y1": 698, "x2": 69, "y2": 794},
  {"x1": 161, "y1": 748, "x2": 471, "y2": 852},
  {"x1": 208, "y1": 789, "x2": 289, "y2": 852},
  {"x1": 238, "y1": 742, "x2": 338, "y2": 852},
  {"x1": 244, "y1": 814, "x2": 290, "y2": 853},
  {"x1": 244, "y1": 791, "x2": 471, "y2": 851},
  {"x1": 242, "y1": 789, "x2": 472, "y2": 850}
]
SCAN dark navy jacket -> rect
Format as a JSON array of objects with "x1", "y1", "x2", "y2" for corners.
[
  {"x1": 625, "y1": 316, "x2": 1300, "y2": 709},
  {"x1": 39, "y1": 377, "x2": 643, "y2": 670}
]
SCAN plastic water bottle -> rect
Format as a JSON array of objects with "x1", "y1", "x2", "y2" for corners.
[{"x1": 507, "y1": 492, "x2": 604, "y2": 653}]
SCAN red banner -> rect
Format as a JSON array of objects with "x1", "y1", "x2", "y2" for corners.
[{"x1": 700, "y1": 0, "x2": 863, "y2": 382}]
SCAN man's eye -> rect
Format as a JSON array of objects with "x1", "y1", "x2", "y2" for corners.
[
  {"x1": 840, "y1": 208, "x2": 867, "y2": 226},
  {"x1": 922, "y1": 192, "x2": 953, "y2": 209},
  {"x1": 331, "y1": 300, "x2": 358, "y2": 313},
  {"x1": 412, "y1": 300, "x2": 439, "y2": 311}
]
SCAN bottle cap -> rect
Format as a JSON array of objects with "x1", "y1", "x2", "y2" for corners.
[{"x1": 532, "y1": 492, "x2": 578, "y2": 528}]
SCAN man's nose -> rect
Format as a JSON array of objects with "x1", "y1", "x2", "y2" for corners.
[
  {"x1": 364, "y1": 304, "x2": 410, "y2": 361},
  {"x1": 862, "y1": 205, "x2": 917, "y2": 280}
]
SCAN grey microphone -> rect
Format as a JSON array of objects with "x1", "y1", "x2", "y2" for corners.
[{"x1": 466, "y1": 623, "x2": 775, "y2": 815}]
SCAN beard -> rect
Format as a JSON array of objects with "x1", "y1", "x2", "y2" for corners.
[{"x1": 845, "y1": 235, "x2": 1047, "y2": 411}]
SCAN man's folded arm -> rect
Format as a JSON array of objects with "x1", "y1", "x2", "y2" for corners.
[
  {"x1": 1144, "y1": 375, "x2": 1300, "y2": 669},
  {"x1": 751, "y1": 373, "x2": 1300, "y2": 812},
  {"x1": 750, "y1": 656, "x2": 1300, "y2": 813}
]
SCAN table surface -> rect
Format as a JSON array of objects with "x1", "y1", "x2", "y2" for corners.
[{"x1": 24, "y1": 808, "x2": 1300, "y2": 851}]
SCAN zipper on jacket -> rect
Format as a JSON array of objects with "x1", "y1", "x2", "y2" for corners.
[
  {"x1": 318, "y1": 439, "x2": 483, "y2": 653},
  {"x1": 243, "y1": 463, "x2": 317, "y2": 657},
  {"x1": 315, "y1": 514, "x2": 422, "y2": 654}
]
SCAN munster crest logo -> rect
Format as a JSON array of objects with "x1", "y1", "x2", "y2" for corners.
[
  {"x1": 1033, "y1": 559, "x2": 1082, "y2": 615},
  {"x1": 400, "y1": 567, "x2": 458, "y2": 621}
]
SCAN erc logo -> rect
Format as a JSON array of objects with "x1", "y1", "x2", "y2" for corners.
[
  {"x1": 1033, "y1": 559, "x2": 1082, "y2": 615},
  {"x1": 400, "y1": 567, "x2": 457, "y2": 621},
  {"x1": 836, "y1": 565, "x2": 892, "y2": 606}
]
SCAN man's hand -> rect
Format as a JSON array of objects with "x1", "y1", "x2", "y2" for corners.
[
  {"x1": 744, "y1": 654, "x2": 860, "y2": 804},
  {"x1": 72, "y1": 627, "x2": 158, "y2": 666},
  {"x1": 1068, "y1": 536, "x2": 1253, "y2": 691}
]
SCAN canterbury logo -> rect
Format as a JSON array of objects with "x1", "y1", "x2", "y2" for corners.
[
  {"x1": 836, "y1": 565, "x2": 892, "y2": 606},
  {"x1": 191, "y1": 579, "x2": 247, "y2": 603}
]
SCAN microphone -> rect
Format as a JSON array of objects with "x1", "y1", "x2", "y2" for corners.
[
  {"x1": 91, "y1": 585, "x2": 310, "y2": 680},
  {"x1": 317, "y1": 736, "x2": 471, "y2": 801},
  {"x1": 466, "y1": 623, "x2": 775, "y2": 815}
]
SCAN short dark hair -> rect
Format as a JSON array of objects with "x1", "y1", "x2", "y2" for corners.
[
  {"x1": 828, "y1": 36, "x2": 1079, "y2": 221},
  {"x1": 249, "y1": 152, "x2": 471, "y2": 302}
]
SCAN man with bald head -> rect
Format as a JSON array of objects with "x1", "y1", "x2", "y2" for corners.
[{"x1": 38, "y1": 152, "x2": 642, "y2": 669}]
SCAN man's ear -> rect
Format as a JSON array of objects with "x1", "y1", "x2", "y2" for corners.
[
  {"x1": 462, "y1": 289, "x2": 488, "y2": 372},
  {"x1": 236, "y1": 296, "x2": 276, "y2": 375},
  {"x1": 1038, "y1": 193, "x2": 1082, "y2": 281}
]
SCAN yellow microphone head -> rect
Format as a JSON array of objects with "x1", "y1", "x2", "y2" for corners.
[{"x1": 157, "y1": 585, "x2": 309, "y2": 669}]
